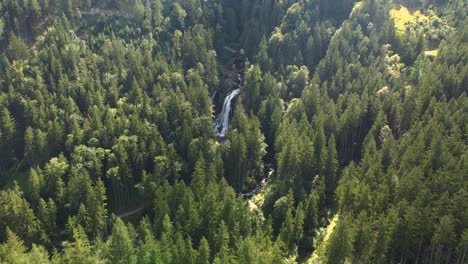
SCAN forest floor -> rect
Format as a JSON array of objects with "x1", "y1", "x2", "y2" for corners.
[
  {"x1": 81, "y1": 8, "x2": 133, "y2": 19},
  {"x1": 117, "y1": 206, "x2": 145, "y2": 218}
]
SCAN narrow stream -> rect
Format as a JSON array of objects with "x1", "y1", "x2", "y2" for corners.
[{"x1": 242, "y1": 163, "x2": 275, "y2": 199}]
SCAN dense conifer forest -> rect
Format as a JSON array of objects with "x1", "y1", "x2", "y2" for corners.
[{"x1": 0, "y1": 0, "x2": 466, "y2": 263}]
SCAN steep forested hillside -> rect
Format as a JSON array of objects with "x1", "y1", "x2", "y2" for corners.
[{"x1": 0, "y1": 0, "x2": 466, "y2": 263}]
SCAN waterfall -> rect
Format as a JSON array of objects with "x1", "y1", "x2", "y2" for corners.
[
  {"x1": 214, "y1": 88, "x2": 241, "y2": 139},
  {"x1": 212, "y1": 53, "x2": 273, "y2": 198},
  {"x1": 213, "y1": 55, "x2": 244, "y2": 140},
  {"x1": 211, "y1": 90, "x2": 217, "y2": 103}
]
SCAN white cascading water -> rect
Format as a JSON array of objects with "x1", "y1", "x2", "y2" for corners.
[
  {"x1": 210, "y1": 90, "x2": 217, "y2": 103},
  {"x1": 214, "y1": 88, "x2": 241, "y2": 138},
  {"x1": 214, "y1": 57, "x2": 244, "y2": 139}
]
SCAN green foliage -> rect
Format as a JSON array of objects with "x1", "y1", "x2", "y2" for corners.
[
  {"x1": 134, "y1": 0, "x2": 145, "y2": 20},
  {"x1": 62, "y1": 225, "x2": 99, "y2": 264},
  {"x1": 0, "y1": 184, "x2": 43, "y2": 245},
  {"x1": 0, "y1": 229, "x2": 49, "y2": 264},
  {"x1": 170, "y1": 3, "x2": 187, "y2": 29},
  {"x1": 0, "y1": 18, "x2": 4, "y2": 40},
  {"x1": 107, "y1": 219, "x2": 136, "y2": 264},
  {"x1": 325, "y1": 216, "x2": 354, "y2": 264},
  {"x1": 0, "y1": 0, "x2": 466, "y2": 263},
  {"x1": 153, "y1": 0, "x2": 163, "y2": 27}
]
